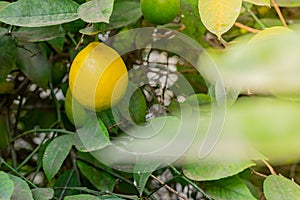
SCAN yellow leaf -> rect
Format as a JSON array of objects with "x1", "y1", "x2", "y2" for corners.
[{"x1": 198, "y1": 0, "x2": 242, "y2": 39}]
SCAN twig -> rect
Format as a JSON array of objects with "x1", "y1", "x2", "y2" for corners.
[
  {"x1": 250, "y1": 167, "x2": 268, "y2": 178},
  {"x1": 262, "y1": 160, "x2": 277, "y2": 175},
  {"x1": 234, "y1": 22, "x2": 261, "y2": 33},
  {"x1": 271, "y1": 0, "x2": 287, "y2": 27},
  {"x1": 150, "y1": 174, "x2": 188, "y2": 200}
]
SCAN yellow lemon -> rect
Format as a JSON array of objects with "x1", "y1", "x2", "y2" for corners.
[{"x1": 69, "y1": 42, "x2": 128, "y2": 111}]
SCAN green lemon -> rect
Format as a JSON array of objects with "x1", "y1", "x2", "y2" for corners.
[
  {"x1": 65, "y1": 88, "x2": 88, "y2": 127},
  {"x1": 141, "y1": 0, "x2": 180, "y2": 25}
]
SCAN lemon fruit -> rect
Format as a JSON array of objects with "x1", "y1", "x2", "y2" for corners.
[
  {"x1": 65, "y1": 88, "x2": 88, "y2": 127},
  {"x1": 69, "y1": 42, "x2": 128, "y2": 111},
  {"x1": 141, "y1": 0, "x2": 180, "y2": 25}
]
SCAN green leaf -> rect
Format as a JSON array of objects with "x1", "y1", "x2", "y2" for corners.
[
  {"x1": 0, "y1": 0, "x2": 79, "y2": 27},
  {"x1": 64, "y1": 194, "x2": 124, "y2": 200},
  {"x1": 76, "y1": 160, "x2": 115, "y2": 192},
  {"x1": 243, "y1": 0, "x2": 270, "y2": 6},
  {"x1": 0, "y1": 171, "x2": 14, "y2": 200},
  {"x1": 133, "y1": 160, "x2": 160, "y2": 195},
  {"x1": 180, "y1": 0, "x2": 207, "y2": 46},
  {"x1": 43, "y1": 134, "x2": 73, "y2": 180},
  {"x1": 129, "y1": 88, "x2": 147, "y2": 124},
  {"x1": 13, "y1": 26, "x2": 65, "y2": 42},
  {"x1": 202, "y1": 175, "x2": 256, "y2": 200},
  {"x1": 97, "y1": 109, "x2": 119, "y2": 135},
  {"x1": 64, "y1": 194, "x2": 101, "y2": 200},
  {"x1": 31, "y1": 188, "x2": 54, "y2": 200},
  {"x1": 0, "y1": 27, "x2": 7, "y2": 38},
  {"x1": 0, "y1": 35, "x2": 17, "y2": 84},
  {"x1": 183, "y1": 159, "x2": 255, "y2": 181},
  {"x1": 0, "y1": 1, "x2": 9, "y2": 12},
  {"x1": 17, "y1": 42, "x2": 50, "y2": 89},
  {"x1": 75, "y1": 117, "x2": 110, "y2": 152},
  {"x1": 54, "y1": 170, "x2": 80, "y2": 198},
  {"x1": 78, "y1": 0, "x2": 114, "y2": 23},
  {"x1": 80, "y1": 0, "x2": 141, "y2": 34},
  {"x1": 264, "y1": 175, "x2": 300, "y2": 200},
  {"x1": 8, "y1": 174, "x2": 34, "y2": 200},
  {"x1": 198, "y1": 0, "x2": 242, "y2": 39}
]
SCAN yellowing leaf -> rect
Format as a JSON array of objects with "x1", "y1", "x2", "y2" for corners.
[
  {"x1": 243, "y1": 0, "x2": 270, "y2": 6},
  {"x1": 198, "y1": 0, "x2": 242, "y2": 39}
]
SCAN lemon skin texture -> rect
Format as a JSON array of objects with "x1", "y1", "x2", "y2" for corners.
[
  {"x1": 65, "y1": 88, "x2": 88, "y2": 127},
  {"x1": 69, "y1": 42, "x2": 128, "y2": 112},
  {"x1": 141, "y1": 0, "x2": 180, "y2": 25}
]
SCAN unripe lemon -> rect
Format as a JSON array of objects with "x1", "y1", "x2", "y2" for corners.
[
  {"x1": 141, "y1": 0, "x2": 180, "y2": 25},
  {"x1": 69, "y1": 42, "x2": 128, "y2": 111}
]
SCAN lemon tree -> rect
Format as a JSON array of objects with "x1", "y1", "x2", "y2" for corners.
[{"x1": 0, "y1": 0, "x2": 299, "y2": 200}]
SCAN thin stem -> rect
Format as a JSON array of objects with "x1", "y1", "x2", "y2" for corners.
[
  {"x1": 12, "y1": 129, "x2": 74, "y2": 142},
  {"x1": 49, "y1": 82, "x2": 64, "y2": 129},
  {"x1": 250, "y1": 167, "x2": 268, "y2": 178},
  {"x1": 262, "y1": 160, "x2": 277, "y2": 175},
  {"x1": 0, "y1": 157, "x2": 37, "y2": 188},
  {"x1": 59, "y1": 169, "x2": 75, "y2": 200},
  {"x1": 150, "y1": 174, "x2": 188, "y2": 200},
  {"x1": 271, "y1": 0, "x2": 287, "y2": 27},
  {"x1": 234, "y1": 22, "x2": 261, "y2": 33},
  {"x1": 16, "y1": 142, "x2": 42, "y2": 171},
  {"x1": 170, "y1": 166, "x2": 212, "y2": 200},
  {"x1": 243, "y1": 3, "x2": 266, "y2": 29}
]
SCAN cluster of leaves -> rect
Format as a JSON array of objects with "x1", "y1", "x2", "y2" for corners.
[{"x1": 0, "y1": 0, "x2": 300, "y2": 200}]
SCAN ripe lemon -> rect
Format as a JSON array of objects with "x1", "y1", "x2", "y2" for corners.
[
  {"x1": 69, "y1": 42, "x2": 128, "y2": 111},
  {"x1": 141, "y1": 0, "x2": 180, "y2": 25},
  {"x1": 65, "y1": 88, "x2": 88, "y2": 127}
]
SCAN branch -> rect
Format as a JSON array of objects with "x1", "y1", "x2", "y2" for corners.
[
  {"x1": 271, "y1": 0, "x2": 287, "y2": 27},
  {"x1": 234, "y1": 22, "x2": 261, "y2": 33},
  {"x1": 150, "y1": 174, "x2": 188, "y2": 200}
]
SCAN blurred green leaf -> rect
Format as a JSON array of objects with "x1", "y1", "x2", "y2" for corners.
[
  {"x1": 43, "y1": 134, "x2": 73, "y2": 180},
  {"x1": 0, "y1": 171, "x2": 14, "y2": 200},
  {"x1": 77, "y1": 160, "x2": 115, "y2": 192},
  {"x1": 183, "y1": 159, "x2": 255, "y2": 181},
  {"x1": 75, "y1": 117, "x2": 110, "y2": 152},
  {"x1": 274, "y1": 0, "x2": 300, "y2": 7},
  {"x1": 17, "y1": 42, "x2": 50, "y2": 89},
  {"x1": 0, "y1": 0, "x2": 79, "y2": 27},
  {"x1": 13, "y1": 26, "x2": 65, "y2": 42},
  {"x1": 264, "y1": 175, "x2": 300, "y2": 200},
  {"x1": 78, "y1": 0, "x2": 114, "y2": 23},
  {"x1": 201, "y1": 175, "x2": 256, "y2": 200},
  {"x1": 80, "y1": 0, "x2": 141, "y2": 34},
  {"x1": 9, "y1": 174, "x2": 34, "y2": 200},
  {"x1": 31, "y1": 188, "x2": 54, "y2": 200},
  {"x1": 0, "y1": 35, "x2": 17, "y2": 84},
  {"x1": 47, "y1": 37, "x2": 65, "y2": 53}
]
